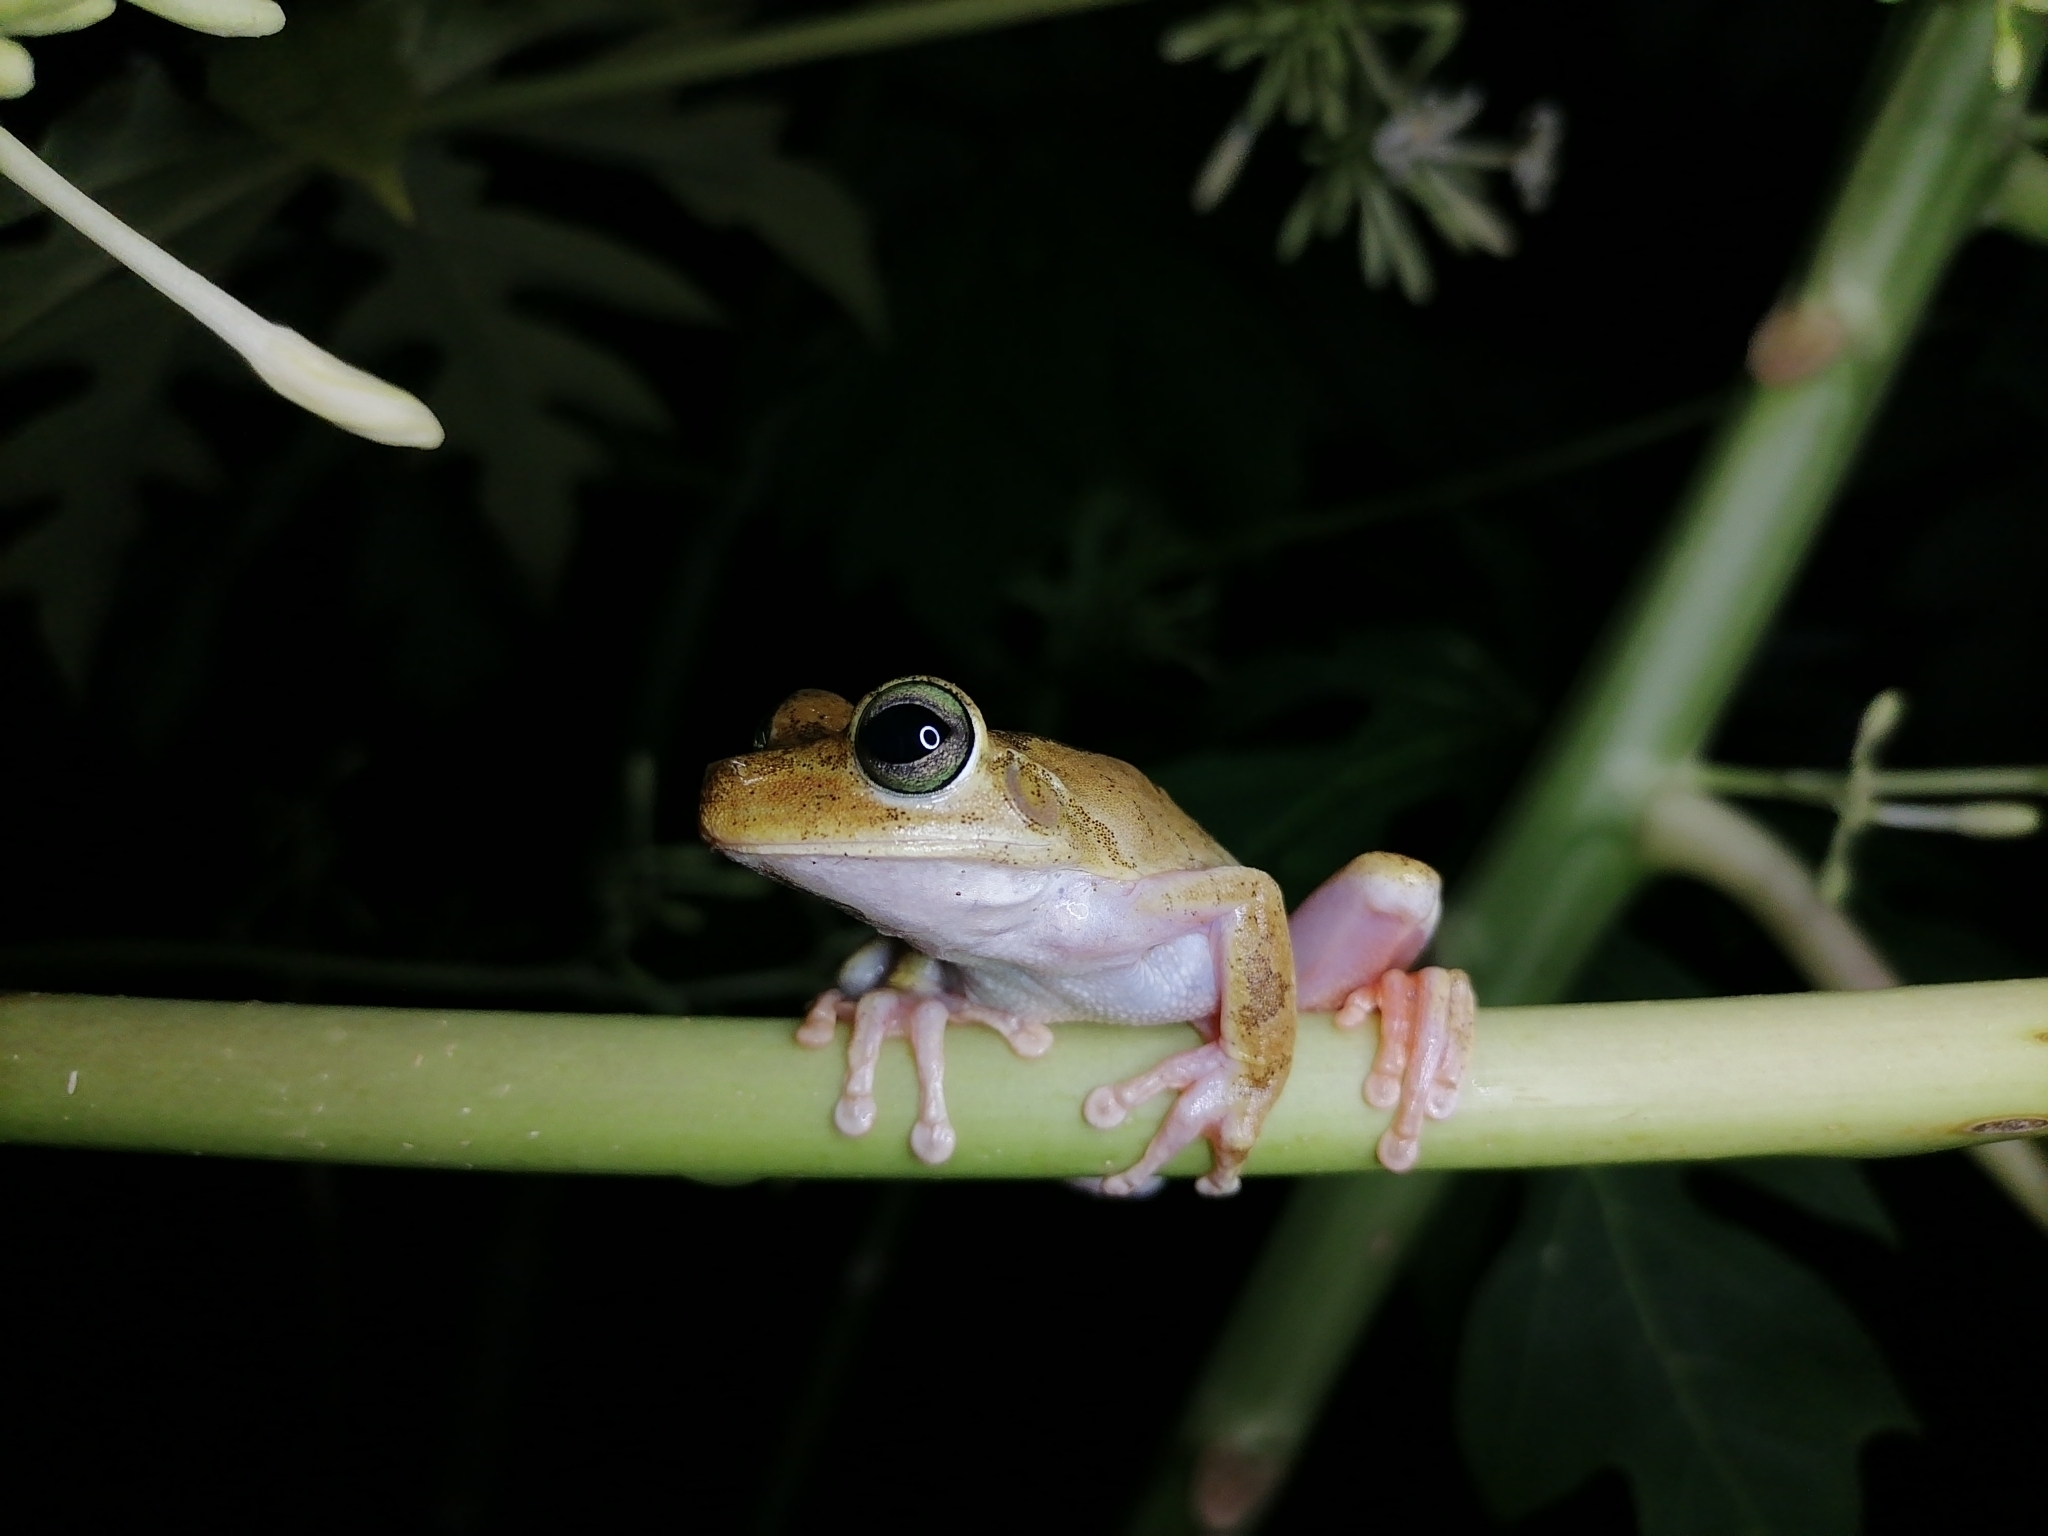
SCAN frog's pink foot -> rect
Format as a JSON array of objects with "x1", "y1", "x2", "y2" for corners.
[
  {"x1": 798, "y1": 984, "x2": 1050, "y2": 1165},
  {"x1": 1335, "y1": 965, "x2": 1474, "y2": 1171},
  {"x1": 1083, "y1": 1043, "x2": 1266, "y2": 1198}
]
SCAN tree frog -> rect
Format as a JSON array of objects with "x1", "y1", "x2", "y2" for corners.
[{"x1": 698, "y1": 677, "x2": 1474, "y2": 1195}]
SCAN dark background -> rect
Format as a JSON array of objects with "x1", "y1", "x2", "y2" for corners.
[{"x1": 5, "y1": 0, "x2": 2048, "y2": 1529}]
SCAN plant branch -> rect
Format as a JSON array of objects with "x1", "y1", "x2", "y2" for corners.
[
  {"x1": 419, "y1": 0, "x2": 1154, "y2": 128},
  {"x1": 1639, "y1": 789, "x2": 1896, "y2": 991},
  {"x1": 1147, "y1": 8, "x2": 2045, "y2": 1529},
  {"x1": 1642, "y1": 785, "x2": 2048, "y2": 1234},
  {"x1": 3, "y1": 984, "x2": 2045, "y2": 1177},
  {"x1": 1441, "y1": 0, "x2": 2042, "y2": 1005}
]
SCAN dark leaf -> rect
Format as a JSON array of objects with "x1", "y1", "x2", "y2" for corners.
[
  {"x1": 333, "y1": 143, "x2": 716, "y2": 586},
  {"x1": 209, "y1": 0, "x2": 417, "y2": 216},
  {"x1": 1460, "y1": 1166, "x2": 1912, "y2": 1536},
  {"x1": 0, "y1": 188, "x2": 291, "y2": 684},
  {"x1": 1717, "y1": 1158, "x2": 1899, "y2": 1245},
  {"x1": 502, "y1": 97, "x2": 886, "y2": 336},
  {"x1": 0, "y1": 60, "x2": 298, "y2": 345}
]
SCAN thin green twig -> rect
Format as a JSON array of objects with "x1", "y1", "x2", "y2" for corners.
[{"x1": 420, "y1": 0, "x2": 1155, "y2": 128}]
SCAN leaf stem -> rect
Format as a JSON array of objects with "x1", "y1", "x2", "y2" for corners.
[
  {"x1": 420, "y1": 0, "x2": 1154, "y2": 128},
  {"x1": 4, "y1": 983, "x2": 2045, "y2": 1177}
]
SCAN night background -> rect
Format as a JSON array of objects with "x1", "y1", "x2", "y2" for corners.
[{"x1": 3, "y1": 0, "x2": 2047, "y2": 1529}]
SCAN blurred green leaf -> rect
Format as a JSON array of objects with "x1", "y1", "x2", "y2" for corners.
[
  {"x1": 0, "y1": 114, "x2": 292, "y2": 684},
  {"x1": 1155, "y1": 629, "x2": 1528, "y2": 896},
  {"x1": 392, "y1": 0, "x2": 719, "y2": 97},
  {"x1": 1718, "y1": 1158, "x2": 1900, "y2": 1245},
  {"x1": 333, "y1": 143, "x2": 717, "y2": 586},
  {"x1": 1460, "y1": 1166, "x2": 1911, "y2": 1536},
  {"x1": 502, "y1": 96, "x2": 886, "y2": 336},
  {"x1": 0, "y1": 191, "x2": 286, "y2": 685},
  {"x1": 208, "y1": 0, "x2": 417, "y2": 216},
  {"x1": 0, "y1": 60, "x2": 298, "y2": 345}
]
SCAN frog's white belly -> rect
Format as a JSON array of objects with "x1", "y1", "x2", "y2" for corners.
[{"x1": 739, "y1": 852, "x2": 1221, "y2": 1027}]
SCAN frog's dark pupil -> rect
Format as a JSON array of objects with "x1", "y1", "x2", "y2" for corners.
[{"x1": 863, "y1": 703, "x2": 952, "y2": 764}]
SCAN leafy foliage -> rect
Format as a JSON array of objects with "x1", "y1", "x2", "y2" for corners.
[
  {"x1": 208, "y1": 0, "x2": 417, "y2": 215},
  {"x1": 3, "y1": 2, "x2": 2048, "y2": 1534},
  {"x1": 334, "y1": 143, "x2": 717, "y2": 585},
  {"x1": 0, "y1": 62, "x2": 293, "y2": 679},
  {"x1": 1460, "y1": 1165, "x2": 1913, "y2": 1536},
  {"x1": 0, "y1": 0, "x2": 882, "y2": 676},
  {"x1": 504, "y1": 95, "x2": 886, "y2": 337}
]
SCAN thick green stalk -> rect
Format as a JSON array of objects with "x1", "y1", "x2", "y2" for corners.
[
  {"x1": 1141, "y1": 7, "x2": 2043, "y2": 1531},
  {"x1": 1127, "y1": 1174, "x2": 1448, "y2": 1536},
  {"x1": 3, "y1": 984, "x2": 2044, "y2": 1176},
  {"x1": 420, "y1": 0, "x2": 1152, "y2": 128},
  {"x1": 1442, "y1": 0, "x2": 2039, "y2": 1005}
]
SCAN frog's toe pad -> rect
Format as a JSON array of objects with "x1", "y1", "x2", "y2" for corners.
[
  {"x1": 1066, "y1": 1173, "x2": 1166, "y2": 1199},
  {"x1": 835, "y1": 1093, "x2": 878, "y2": 1137},
  {"x1": 1083, "y1": 1086, "x2": 1129, "y2": 1129},
  {"x1": 1009, "y1": 1021, "x2": 1056, "y2": 1059},
  {"x1": 910, "y1": 1117, "x2": 957, "y2": 1165}
]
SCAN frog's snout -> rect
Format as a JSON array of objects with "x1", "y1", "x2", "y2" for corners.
[{"x1": 697, "y1": 755, "x2": 749, "y2": 850}]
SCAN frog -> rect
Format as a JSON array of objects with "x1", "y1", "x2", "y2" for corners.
[{"x1": 697, "y1": 676, "x2": 1475, "y2": 1195}]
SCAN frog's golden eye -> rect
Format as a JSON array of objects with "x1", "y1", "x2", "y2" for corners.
[{"x1": 853, "y1": 679, "x2": 974, "y2": 795}]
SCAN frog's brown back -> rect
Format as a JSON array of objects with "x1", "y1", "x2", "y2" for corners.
[{"x1": 991, "y1": 731, "x2": 1235, "y2": 875}]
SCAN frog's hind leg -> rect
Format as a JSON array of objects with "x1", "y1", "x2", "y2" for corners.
[{"x1": 1291, "y1": 852, "x2": 1475, "y2": 1172}]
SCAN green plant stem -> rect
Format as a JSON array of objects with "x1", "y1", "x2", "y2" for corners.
[
  {"x1": 420, "y1": 0, "x2": 1152, "y2": 128},
  {"x1": 1127, "y1": 1173, "x2": 1450, "y2": 1536},
  {"x1": 1140, "y1": 7, "x2": 2044, "y2": 1530},
  {"x1": 1642, "y1": 786, "x2": 2048, "y2": 1236},
  {"x1": 1442, "y1": 0, "x2": 2040, "y2": 1005},
  {"x1": 3, "y1": 983, "x2": 2045, "y2": 1176}
]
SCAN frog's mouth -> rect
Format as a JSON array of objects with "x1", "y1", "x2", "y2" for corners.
[{"x1": 712, "y1": 838, "x2": 1050, "y2": 864}]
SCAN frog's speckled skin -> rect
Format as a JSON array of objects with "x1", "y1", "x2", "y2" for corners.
[{"x1": 699, "y1": 678, "x2": 1473, "y2": 1194}]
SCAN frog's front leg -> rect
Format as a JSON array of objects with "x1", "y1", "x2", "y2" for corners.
[
  {"x1": 1290, "y1": 852, "x2": 1475, "y2": 1172},
  {"x1": 799, "y1": 939, "x2": 1053, "y2": 1165},
  {"x1": 1082, "y1": 867, "x2": 1294, "y2": 1198}
]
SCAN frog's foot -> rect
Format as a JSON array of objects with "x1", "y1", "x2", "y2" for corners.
[
  {"x1": 1334, "y1": 965, "x2": 1475, "y2": 1172},
  {"x1": 798, "y1": 985, "x2": 1052, "y2": 1166},
  {"x1": 1083, "y1": 1044, "x2": 1273, "y2": 1198}
]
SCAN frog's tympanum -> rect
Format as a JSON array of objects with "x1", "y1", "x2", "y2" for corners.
[{"x1": 698, "y1": 677, "x2": 1475, "y2": 1194}]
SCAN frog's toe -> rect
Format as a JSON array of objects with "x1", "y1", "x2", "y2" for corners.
[
  {"x1": 1352, "y1": 964, "x2": 1475, "y2": 1173},
  {"x1": 834, "y1": 1093, "x2": 878, "y2": 1137},
  {"x1": 1085, "y1": 1043, "x2": 1269, "y2": 1198}
]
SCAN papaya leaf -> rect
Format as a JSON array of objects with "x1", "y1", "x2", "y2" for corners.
[
  {"x1": 1460, "y1": 1166, "x2": 1912, "y2": 1536},
  {"x1": 0, "y1": 187, "x2": 287, "y2": 685},
  {"x1": 332, "y1": 143, "x2": 717, "y2": 586},
  {"x1": 208, "y1": 0, "x2": 417, "y2": 216},
  {"x1": 392, "y1": 0, "x2": 721, "y2": 97},
  {"x1": 501, "y1": 97, "x2": 887, "y2": 336},
  {"x1": 0, "y1": 59, "x2": 299, "y2": 345}
]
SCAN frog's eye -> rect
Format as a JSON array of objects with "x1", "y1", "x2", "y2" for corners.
[{"x1": 853, "y1": 679, "x2": 974, "y2": 795}]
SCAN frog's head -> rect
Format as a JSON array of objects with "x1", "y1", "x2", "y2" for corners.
[{"x1": 698, "y1": 676, "x2": 1076, "y2": 869}]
